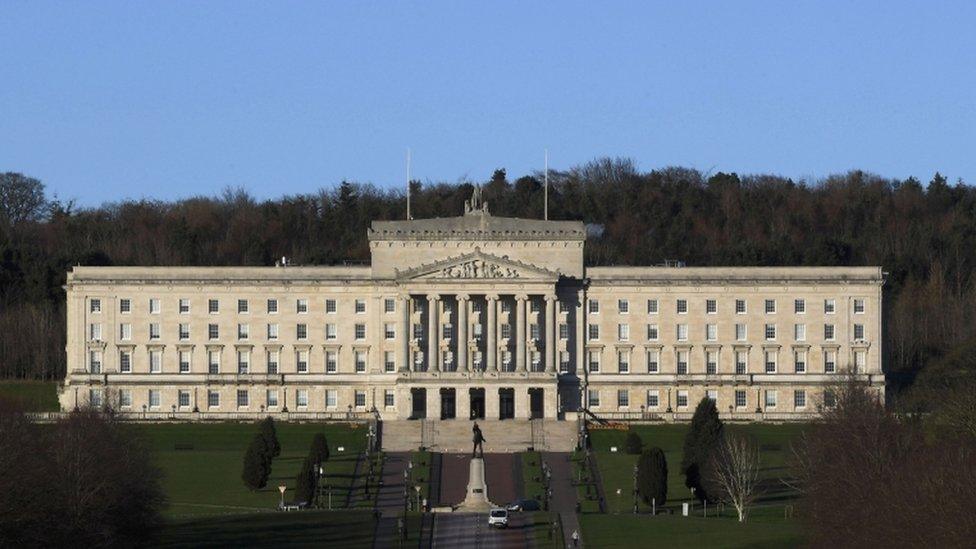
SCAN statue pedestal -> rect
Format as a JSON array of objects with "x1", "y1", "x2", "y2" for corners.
[{"x1": 456, "y1": 457, "x2": 495, "y2": 512}]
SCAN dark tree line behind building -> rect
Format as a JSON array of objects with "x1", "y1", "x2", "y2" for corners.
[{"x1": 2, "y1": 162, "x2": 976, "y2": 405}]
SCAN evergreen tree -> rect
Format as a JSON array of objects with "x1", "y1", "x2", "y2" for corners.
[
  {"x1": 294, "y1": 457, "x2": 317, "y2": 505},
  {"x1": 242, "y1": 434, "x2": 270, "y2": 490},
  {"x1": 681, "y1": 397, "x2": 724, "y2": 502},
  {"x1": 308, "y1": 433, "x2": 330, "y2": 465},
  {"x1": 259, "y1": 416, "x2": 281, "y2": 458},
  {"x1": 637, "y1": 447, "x2": 668, "y2": 507},
  {"x1": 625, "y1": 430, "x2": 643, "y2": 454}
]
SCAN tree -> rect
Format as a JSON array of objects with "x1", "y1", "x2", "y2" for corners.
[
  {"x1": 0, "y1": 172, "x2": 47, "y2": 225},
  {"x1": 624, "y1": 430, "x2": 643, "y2": 454},
  {"x1": 259, "y1": 416, "x2": 281, "y2": 458},
  {"x1": 709, "y1": 433, "x2": 761, "y2": 522},
  {"x1": 309, "y1": 433, "x2": 330, "y2": 465},
  {"x1": 637, "y1": 447, "x2": 668, "y2": 508},
  {"x1": 242, "y1": 434, "x2": 270, "y2": 490},
  {"x1": 681, "y1": 397, "x2": 724, "y2": 502},
  {"x1": 294, "y1": 457, "x2": 317, "y2": 505}
]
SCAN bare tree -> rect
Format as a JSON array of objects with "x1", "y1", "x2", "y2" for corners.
[{"x1": 709, "y1": 433, "x2": 762, "y2": 522}]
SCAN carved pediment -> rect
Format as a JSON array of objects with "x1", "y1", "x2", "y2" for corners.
[{"x1": 395, "y1": 249, "x2": 560, "y2": 281}]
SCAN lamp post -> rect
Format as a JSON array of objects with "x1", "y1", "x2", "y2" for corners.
[
  {"x1": 415, "y1": 485, "x2": 422, "y2": 512},
  {"x1": 632, "y1": 464, "x2": 639, "y2": 515},
  {"x1": 278, "y1": 485, "x2": 287, "y2": 509}
]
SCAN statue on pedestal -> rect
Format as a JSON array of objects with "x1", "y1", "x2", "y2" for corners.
[{"x1": 472, "y1": 422, "x2": 486, "y2": 458}]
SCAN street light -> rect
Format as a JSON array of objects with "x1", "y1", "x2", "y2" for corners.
[{"x1": 278, "y1": 485, "x2": 287, "y2": 509}]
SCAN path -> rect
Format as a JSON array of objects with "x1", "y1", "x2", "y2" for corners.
[
  {"x1": 544, "y1": 452, "x2": 583, "y2": 548},
  {"x1": 372, "y1": 452, "x2": 410, "y2": 549},
  {"x1": 432, "y1": 512, "x2": 532, "y2": 548}
]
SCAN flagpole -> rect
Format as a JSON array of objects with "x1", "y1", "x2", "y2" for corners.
[
  {"x1": 406, "y1": 148, "x2": 412, "y2": 220},
  {"x1": 544, "y1": 149, "x2": 549, "y2": 220}
]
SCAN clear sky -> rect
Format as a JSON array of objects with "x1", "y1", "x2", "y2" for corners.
[{"x1": 2, "y1": 1, "x2": 974, "y2": 206}]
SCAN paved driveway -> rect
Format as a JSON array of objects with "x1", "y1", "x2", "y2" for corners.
[{"x1": 432, "y1": 512, "x2": 531, "y2": 548}]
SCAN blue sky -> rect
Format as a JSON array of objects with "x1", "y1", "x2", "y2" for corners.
[{"x1": 1, "y1": 1, "x2": 974, "y2": 206}]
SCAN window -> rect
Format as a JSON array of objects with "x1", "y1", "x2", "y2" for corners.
[
  {"x1": 267, "y1": 350, "x2": 279, "y2": 375},
  {"x1": 178, "y1": 390, "x2": 190, "y2": 408},
  {"x1": 647, "y1": 349, "x2": 659, "y2": 373},
  {"x1": 355, "y1": 324, "x2": 366, "y2": 340},
  {"x1": 384, "y1": 390, "x2": 395, "y2": 407},
  {"x1": 794, "y1": 299, "x2": 805, "y2": 314},
  {"x1": 355, "y1": 299, "x2": 366, "y2": 314},
  {"x1": 297, "y1": 389, "x2": 309, "y2": 408},
  {"x1": 853, "y1": 299, "x2": 865, "y2": 314},
  {"x1": 149, "y1": 323, "x2": 160, "y2": 340},
  {"x1": 647, "y1": 324, "x2": 659, "y2": 341},
  {"x1": 297, "y1": 323, "x2": 308, "y2": 340},
  {"x1": 559, "y1": 323, "x2": 569, "y2": 340},
  {"x1": 676, "y1": 299, "x2": 688, "y2": 314},
  {"x1": 764, "y1": 390, "x2": 777, "y2": 408},
  {"x1": 706, "y1": 350, "x2": 717, "y2": 375},
  {"x1": 530, "y1": 300, "x2": 541, "y2": 314},
  {"x1": 765, "y1": 299, "x2": 776, "y2": 314},
  {"x1": 385, "y1": 351, "x2": 396, "y2": 372},
  {"x1": 384, "y1": 298, "x2": 396, "y2": 313},
  {"x1": 559, "y1": 351, "x2": 570, "y2": 373},
  {"x1": 824, "y1": 299, "x2": 836, "y2": 314},
  {"x1": 707, "y1": 390, "x2": 718, "y2": 402},
  {"x1": 236, "y1": 299, "x2": 248, "y2": 314},
  {"x1": 588, "y1": 324, "x2": 600, "y2": 340},
  {"x1": 854, "y1": 350, "x2": 866, "y2": 372},
  {"x1": 617, "y1": 324, "x2": 629, "y2": 341},
  {"x1": 237, "y1": 323, "x2": 249, "y2": 340},
  {"x1": 354, "y1": 391, "x2": 366, "y2": 408},
  {"x1": 149, "y1": 298, "x2": 160, "y2": 314},
  {"x1": 587, "y1": 389, "x2": 600, "y2": 408},
  {"x1": 824, "y1": 324, "x2": 835, "y2": 341},
  {"x1": 267, "y1": 299, "x2": 278, "y2": 314},
  {"x1": 706, "y1": 324, "x2": 717, "y2": 341},
  {"x1": 89, "y1": 323, "x2": 102, "y2": 341},
  {"x1": 208, "y1": 323, "x2": 219, "y2": 340},
  {"x1": 237, "y1": 350, "x2": 249, "y2": 374},
  {"x1": 588, "y1": 350, "x2": 600, "y2": 373},
  {"x1": 764, "y1": 350, "x2": 777, "y2": 373},
  {"x1": 794, "y1": 350, "x2": 806, "y2": 373},
  {"x1": 794, "y1": 390, "x2": 807, "y2": 409},
  {"x1": 148, "y1": 389, "x2": 161, "y2": 409},
  {"x1": 735, "y1": 351, "x2": 747, "y2": 374},
  {"x1": 87, "y1": 389, "x2": 103, "y2": 408},
  {"x1": 120, "y1": 323, "x2": 131, "y2": 341},
  {"x1": 267, "y1": 389, "x2": 279, "y2": 408},
  {"x1": 297, "y1": 350, "x2": 309, "y2": 373},
  {"x1": 208, "y1": 299, "x2": 219, "y2": 314},
  {"x1": 237, "y1": 390, "x2": 249, "y2": 408},
  {"x1": 647, "y1": 299, "x2": 658, "y2": 314},
  {"x1": 824, "y1": 350, "x2": 836, "y2": 373},
  {"x1": 676, "y1": 350, "x2": 688, "y2": 375},
  {"x1": 823, "y1": 390, "x2": 837, "y2": 408},
  {"x1": 854, "y1": 324, "x2": 865, "y2": 340},
  {"x1": 501, "y1": 324, "x2": 512, "y2": 339},
  {"x1": 267, "y1": 323, "x2": 278, "y2": 340},
  {"x1": 119, "y1": 389, "x2": 132, "y2": 408},
  {"x1": 706, "y1": 299, "x2": 717, "y2": 314},
  {"x1": 502, "y1": 351, "x2": 512, "y2": 371},
  {"x1": 119, "y1": 350, "x2": 132, "y2": 373},
  {"x1": 676, "y1": 324, "x2": 688, "y2": 341},
  {"x1": 179, "y1": 323, "x2": 190, "y2": 340},
  {"x1": 617, "y1": 351, "x2": 629, "y2": 373},
  {"x1": 677, "y1": 390, "x2": 689, "y2": 408},
  {"x1": 90, "y1": 299, "x2": 101, "y2": 313},
  {"x1": 326, "y1": 323, "x2": 337, "y2": 340},
  {"x1": 473, "y1": 323, "x2": 483, "y2": 339},
  {"x1": 735, "y1": 323, "x2": 746, "y2": 341},
  {"x1": 179, "y1": 298, "x2": 190, "y2": 314},
  {"x1": 764, "y1": 324, "x2": 776, "y2": 341},
  {"x1": 208, "y1": 350, "x2": 220, "y2": 374},
  {"x1": 179, "y1": 350, "x2": 191, "y2": 373},
  {"x1": 527, "y1": 324, "x2": 538, "y2": 340},
  {"x1": 794, "y1": 324, "x2": 806, "y2": 341},
  {"x1": 501, "y1": 301, "x2": 512, "y2": 313},
  {"x1": 588, "y1": 300, "x2": 600, "y2": 314},
  {"x1": 89, "y1": 350, "x2": 102, "y2": 374},
  {"x1": 530, "y1": 351, "x2": 541, "y2": 371},
  {"x1": 385, "y1": 323, "x2": 396, "y2": 340},
  {"x1": 735, "y1": 299, "x2": 746, "y2": 314},
  {"x1": 297, "y1": 299, "x2": 308, "y2": 313},
  {"x1": 326, "y1": 389, "x2": 338, "y2": 408},
  {"x1": 647, "y1": 390, "x2": 659, "y2": 408},
  {"x1": 149, "y1": 350, "x2": 162, "y2": 373},
  {"x1": 355, "y1": 350, "x2": 367, "y2": 373},
  {"x1": 325, "y1": 299, "x2": 337, "y2": 314},
  {"x1": 559, "y1": 300, "x2": 570, "y2": 313},
  {"x1": 326, "y1": 350, "x2": 338, "y2": 373},
  {"x1": 617, "y1": 390, "x2": 629, "y2": 408},
  {"x1": 735, "y1": 390, "x2": 747, "y2": 408},
  {"x1": 618, "y1": 299, "x2": 629, "y2": 313}
]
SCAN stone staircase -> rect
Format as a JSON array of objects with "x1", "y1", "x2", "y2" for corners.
[{"x1": 381, "y1": 419, "x2": 577, "y2": 453}]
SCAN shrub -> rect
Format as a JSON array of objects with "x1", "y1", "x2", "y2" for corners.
[
  {"x1": 294, "y1": 457, "x2": 317, "y2": 505},
  {"x1": 681, "y1": 397, "x2": 724, "y2": 502},
  {"x1": 309, "y1": 433, "x2": 330, "y2": 465},
  {"x1": 242, "y1": 434, "x2": 270, "y2": 490},
  {"x1": 637, "y1": 447, "x2": 668, "y2": 507},
  {"x1": 625, "y1": 431, "x2": 643, "y2": 454},
  {"x1": 259, "y1": 416, "x2": 281, "y2": 458}
]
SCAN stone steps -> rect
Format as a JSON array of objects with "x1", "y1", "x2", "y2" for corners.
[{"x1": 381, "y1": 419, "x2": 577, "y2": 453}]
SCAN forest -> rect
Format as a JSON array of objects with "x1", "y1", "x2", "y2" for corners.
[{"x1": 2, "y1": 159, "x2": 975, "y2": 409}]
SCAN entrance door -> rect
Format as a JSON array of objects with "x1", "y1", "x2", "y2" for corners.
[
  {"x1": 499, "y1": 388, "x2": 515, "y2": 420},
  {"x1": 440, "y1": 388, "x2": 456, "y2": 420},
  {"x1": 469, "y1": 388, "x2": 485, "y2": 420},
  {"x1": 529, "y1": 388, "x2": 544, "y2": 419},
  {"x1": 411, "y1": 388, "x2": 426, "y2": 419}
]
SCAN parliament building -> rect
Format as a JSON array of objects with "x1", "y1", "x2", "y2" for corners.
[{"x1": 59, "y1": 191, "x2": 885, "y2": 430}]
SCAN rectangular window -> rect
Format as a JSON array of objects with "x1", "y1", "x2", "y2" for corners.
[
  {"x1": 588, "y1": 300, "x2": 600, "y2": 314},
  {"x1": 237, "y1": 389, "x2": 249, "y2": 408},
  {"x1": 676, "y1": 299, "x2": 688, "y2": 314},
  {"x1": 90, "y1": 298, "x2": 101, "y2": 313},
  {"x1": 794, "y1": 324, "x2": 806, "y2": 341},
  {"x1": 588, "y1": 389, "x2": 600, "y2": 408},
  {"x1": 237, "y1": 323, "x2": 249, "y2": 340},
  {"x1": 325, "y1": 299, "x2": 337, "y2": 314},
  {"x1": 676, "y1": 324, "x2": 688, "y2": 341},
  {"x1": 208, "y1": 390, "x2": 219, "y2": 408},
  {"x1": 354, "y1": 391, "x2": 366, "y2": 408},
  {"x1": 297, "y1": 323, "x2": 308, "y2": 340},
  {"x1": 384, "y1": 298, "x2": 396, "y2": 313},
  {"x1": 385, "y1": 351, "x2": 396, "y2": 372},
  {"x1": 559, "y1": 351, "x2": 570, "y2": 373},
  {"x1": 706, "y1": 350, "x2": 717, "y2": 375},
  {"x1": 501, "y1": 324, "x2": 512, "y2": 340},
  {"x1": 676, "y1": 350, "x2": 688, "y2": 375},
  {"x1": 148, "y1": 389, "x2": 160, "y2": 408},
  {"x1": 530, "y1": 300, "x2": 541, "y2": 314},
  {"x1": 267, "y1": 323, "x2": 279, "y2": 340},
  {"x1": 735, "y1": 390, "x2": 747, "y2": 408},
  {"x1": 647, "y1": 299, "x2": 658, "y2": 314},
  {"x1": 385, "y1": 323, "x2": 396, "y2": 340},
  {"x1": 617, "y1": 390, "x2": 629, "y2": 408},
  {"x1": 296, "y1": 389, "x2": 309, "y2": 408},
  {"x1": 120, "y1": 323, "x2": 131, "y2": 341},
  {"x1": 149, "y1": 298, "x2": 160, "y2": 314},
  {"x1": 355, "y1": 324, "x2": 366, "y2": 340},
  {"x1": 617, "y1": 351, "x2": 629, "y2": 373},
  {"x1": 148, "y1": 323, "x2": 160, "y2": 340},
  {"x1": 588, "y1": 324, "x2": 600, "y2": 341},
  {"x1": 325, "y1": 323, "x2": 336, "y2": 340},
  {"x1": 208, "y1": 323, "x2": 219, "y2": 340},
  {"x1": 501, "y1": 301, "x2": 512, "y2": 313},
  {"x1": 530, "y1": 351, "x2": 541, "y2": 371},
  {"x1": 120, "y1": 298, "x2": 131, "y2": 313},
  {"x1": 179, "y1": 350, "x2": 191, "y2": 373},
  {"x1": 647, "y1": 390, "x2": 659, "y2": 408},
  {"x1": 178, "y1": 390, "x2": 190, "y2": 408},
  {"x1": 355, "y1": 299, "x2": 366, "y2": 314},
  {"x1": 764, "y1": 324, "x2": 776, "y2": 341},
  {"x1": 824, "y1": 324, "x2": 835, "y2": 341},
  {"x1": 90, "y1": 389, "x2": 103, "y2": 409},
  {"x1": 824, "y1": 390, "x2": 837, "y2": 408},
  {"x1": 794, "y1": 350, "x2": 806, "y2": 373},
  {"x1": 119, "y1": 350, "x2": 132, "y2": 373},
  {"x1": 89, "y1": 323, "x2": 102, "y2": 341},
  {"x1": 326, "y1": 350, "x2": 338, "y2": 373},
  {"x1": 794, "y1": 299, "x2": 806, "y2": 314},
  {"x1": 765, "y1": 390, "x2": 777, "y2": 408},
  {"x1": 794, "y1": 390, "x2": 807, "y2": 409},
  {"x1": 854, "y1": 324, "x2": 865, "y2": 340},
  {"x1": 149, "y1": 350, "x2": 162, "y2": 373},
  {"x1": 296, "y1": 350, "x2": 309, "y2": 373},
  {"x1": 764, "y1": 350, "x2": 777, "y2": 373},
  {"x1": 824, "y1": 350, "x2": 836, "y2": 373},
  {"x1": 237, "y1": 350, "x2": 250, "y2": 374},
  {"x1": 208, "y1": 350, "x2": 220, "y2": 374},
  {"x1": 119, "y1": 389, "x2": 132, "y2": 408},
  {"x1": 735, "y1": 323, "x2": 746, "y2": 341},
  {"x1": 855, "y1": 350, "x2": 866, "y2": 372},
  {"x1": 707, "y1": 390, "x2": 718, "y2": 402},
  {"x1": 559, "y1": 300, "x2": 570, "y2": 314},
  {"x1": 267, "y1": 299, "x2": 278, "y2": 314},
  {"x1": 179, "y1": 323, "x2": 190, "y2": 340},
  {"x1": 89, "y1": 350, "x2": 102, "y2": 374},
  {"x1": 297, "y1": 299, "x2": 308, "y2": 313},
  {"x1": 528, "y1": 324, "x2": 538, "y2": 340},
  {"x1": 765, "y1": 299, "x2": 776, "y2": 314},
  {"x1": 326, "y1": 389, "x2": 338, "y2": 408},
  {"x1": 647, "y1": 349, "x2": 659, "y2": 373},
  {"x1": 706, "y1": 299, "x2": 717, "y2": 314},
  {"x1": 617, "y1": 324, "x2": 629, "y2": 341},
  {"x1": 647, "y1": 324, "x2": 659, "y2": 341},
  {"x1": 853, "y1": 298, "x2": 865, "y2": 314},
  {"x1": 384, "y1": 390, "x2": 395, "y2": 407},
  {"x1": 179, "y1": 298, "x2": 190, "y2": 314},
  {"x1": 618, "y1": 299, "x2": 629, "y2": 313},
  {"x1": 588, "y1": 350, "x2": 600, "y2": 373},
  {"x1": 735, "y1": 299, "x2": 746, "y2": 314},
  {"x1": 706, "y1": 324, "x2": 717, "y2": 341},
  {"x1": 824, "y1": 299, "x2": 836, "y2": 314},
  {"x1": 355, "y1": 350, "x2": 367, "y2": 373},
  {"x1": 267, "y1": 389, "x2": 279, "y2": 408},
  {"x1": 237, "y1": 299, "x2": 249, "y2": 314},
  {"x1": 267, "y1": 350, "x2": 279, "y2": 375},
  {"x1": 502, "y1": 351, "x2": 512, "y2": 371},
  {"x1": 208, "y1": 299, "x2": 219, "y2": 314},
  {"x1": 677, "y1": 390, "x2": 689, "y2": 408},
  {"x1": 735, "y1": 351, "x2": 747, "y2": 374},
  {"x1": 559, "y1": 323, "x2": 569, "y2": 340}
]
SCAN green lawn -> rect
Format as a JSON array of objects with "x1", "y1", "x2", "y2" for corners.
[
  {"x1": 136, "y1": 422, "x2": 366, "y2": 518},
  {"x1": 149, "y1": 509, "x2": 376, "y2": 548},
  {"x1": 521, "y1": 450, "x2": 544, "y2": 502},
  {"x1": 580, "y1": 514, "x2": 804, "y2": 549},
  {"x1": 0, "y1": 380, "x2": 59, "y2": 411},
  {"x1": 408, "y1": 450, "x2": 432, "y2": 508}
]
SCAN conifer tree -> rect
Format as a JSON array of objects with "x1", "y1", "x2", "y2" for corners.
[
  {"x1": 637, "y1": 447, "x2": 668, "y2": 507},
  {"x1": 242, "y1": 434, "x2": 270, "y2": 490},
  {"x1": 681, "y1": 397, "x2": 724, "y2": 502},
  {"x1": 259, "y1": 416, "x2": 281, "y2": 458}
]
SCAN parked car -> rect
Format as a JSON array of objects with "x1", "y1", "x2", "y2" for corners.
[
  {"x1": 506, "y1": 499, "x2": 540, "y2": 512},
  {"x1": 488, "y1": 507, "x2": 509, "y2": 528}
]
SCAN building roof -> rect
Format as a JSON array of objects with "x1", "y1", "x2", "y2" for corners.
[
  {"x1": 368, "y1": 211, "x2": 585, "y2": 241},
  {"x1": 587, "y1": 265, "x2": 884, "y2": 285}
]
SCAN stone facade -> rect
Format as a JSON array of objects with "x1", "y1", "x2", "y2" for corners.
[{"x1": 59, "y1": 201, "x2": 884, "y2": 422}]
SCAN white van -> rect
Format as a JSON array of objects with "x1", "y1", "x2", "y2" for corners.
[{"x1": 488, "y1": 507, "x2": 509, "y2": 528}]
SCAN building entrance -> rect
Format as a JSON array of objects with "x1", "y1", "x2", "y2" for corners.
[
  {"x1": 469, "y1": 388, "x2": 486, "y2": 420},
  {"x1": 411, "y1": 388, "x2": 426, "y2": 419},
  {"x1": 529, "y1": 388, "x2": 544, "y2": 419},
  {"x1": 499, "y1": 388, "x2": 515, "y2": 420},
  {"x1": 440, "y1": 388, "x2": 456, "y2": 420}
]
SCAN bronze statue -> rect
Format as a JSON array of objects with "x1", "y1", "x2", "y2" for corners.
[{"x1": 472, "y1": 422, "x2": 486, "y2": 457}]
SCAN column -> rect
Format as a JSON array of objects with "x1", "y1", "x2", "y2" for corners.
[
  {"x1": 486, "y1": 386, "x2": 500, "y2": 419},
  {"x1": 427, "y1": 295, "x2": 440, "y2": 372},
  {"x1": 514, "y1": 387, "x2": 530, "y2": 419},
  {"x1": 398, "y1": 294, "x2": 410, "y2": 372},
  {"x1": 457, "y1": 294, "x2": 469, "y2": 372},
  {"x1": 486, "y1": 294, "x2": 498, "y2": 372},
  {"x1": 545, "y1": 294, "x2": 557, "y2": 373},
  {"x1": 516, "y1": 294, "x2": 527, "y2": 371}
]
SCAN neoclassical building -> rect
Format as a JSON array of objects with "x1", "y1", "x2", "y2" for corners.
[{"x1": 59, "y1": 194, "x2": 884, "y2": 425}]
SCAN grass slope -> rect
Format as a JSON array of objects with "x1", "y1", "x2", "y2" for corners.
[
  {"x1": 0, "y1": 380, "x2": 59, "y2": 411},
  {"x1": 580, "y1": 514, "x2": 803, "y2": 549},
  {"x1": 149, "y1": 510, "x2": 376, "y2": 548}
]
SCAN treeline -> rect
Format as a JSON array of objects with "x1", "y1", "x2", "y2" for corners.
[{"x1": 2, "y1": 163, "x2": 976, "y2": 403}]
